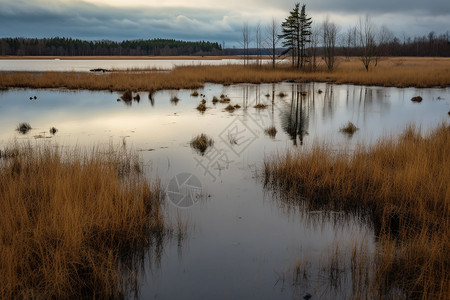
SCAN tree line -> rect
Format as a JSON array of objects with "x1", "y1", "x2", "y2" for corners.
[
  {"x1": 240, "y1": 3, "x2": 450, "y2": 71},
  {"x1": 0, "y1": 37, "x2": 222, "y2": 56}
]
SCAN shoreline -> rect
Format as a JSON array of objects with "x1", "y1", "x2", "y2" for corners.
[{"x1": 1, "y1": 57, "x2": 449, "y2": 90}]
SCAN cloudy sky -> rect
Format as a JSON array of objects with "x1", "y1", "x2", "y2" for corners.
[{"x1": 1, "y1": 0, "x2": 449, "y2": 46}]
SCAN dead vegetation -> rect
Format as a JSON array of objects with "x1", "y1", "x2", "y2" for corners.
[
  {"x1": 190, "y1": 133, "x2": 214, "y2": 155},
  {"x1": 264, "y1": 124, "x2": 450, "y2": 299},
  {"x1": 0, "y1": 143, "x2": 166, "y2": 299},
  {"x1": 2, "y1": 57, "x2": 447, "y2": 91}
]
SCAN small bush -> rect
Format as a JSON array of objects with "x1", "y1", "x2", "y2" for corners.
[
  {"x1": 191, "y1": 90, "x2": 199, "y2": 97},
  {"x1": 278, "y1": 92, "x2": 287, "y2": 97}
]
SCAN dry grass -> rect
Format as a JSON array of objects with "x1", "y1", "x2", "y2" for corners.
[
  {"x1": 0, "y1": 143, "x2": 165, "y2": 299},
  {"x1": 1, "y1": 57, "x2": 448, "y2": 91},
  {"x1": 264, "y1": 124, "x2": 450, "y2": 299},
  {"x1": 190, "y1": 133, "x2": 214, "y2": 154}
]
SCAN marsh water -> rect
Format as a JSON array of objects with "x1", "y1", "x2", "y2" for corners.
[{"x1": 0, "y1": 82, "x2": 448, "y2": 299}]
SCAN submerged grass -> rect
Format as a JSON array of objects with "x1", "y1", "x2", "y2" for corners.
[
  {"x1": 2, "y1": 57, "x2": 448, "y2": 91},
  {"x1": 0, "y1": 143, "x2": 165, "y2": 299},
  {"x1": 264, "y1": 124, "x2": 450, "y2": 299}
]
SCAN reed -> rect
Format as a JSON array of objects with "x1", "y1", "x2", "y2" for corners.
[
  {"x1": 1, "y1": 57, "x2": 448, "y2": 91},
  {"x1": 264, "y1": 124, "x2": 450, "y2": 299},
  {"x1": 0, "y1": 143, "x2": 165, "y2": 299}
]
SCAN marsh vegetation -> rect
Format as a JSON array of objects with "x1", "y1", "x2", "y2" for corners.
[
  {"x1": 0, "y1": 144, "x2": 166, "y2": 299},
  {"x1": 264, "y1": 124, "x2": 450, "y2": 299}
]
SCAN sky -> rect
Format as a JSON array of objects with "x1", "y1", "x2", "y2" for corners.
[{"x1": 1, "y1": 0, "x2": 449, "y2": 47}]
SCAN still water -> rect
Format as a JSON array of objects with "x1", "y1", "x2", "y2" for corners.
[
  {"x1": 0, "y1": 58, "x2": 244, "y2": 72},
  {"x1": 0, "y1": 83, "x2": 448, "y2": 299}
]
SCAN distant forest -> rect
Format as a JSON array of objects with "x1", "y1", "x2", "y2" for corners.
[
  {"x1": 1, "y1": 32, "x2": 449, "y2": 57},
  {"x1": 0, "y1": 37, "x2": 222, "y2": 56}
]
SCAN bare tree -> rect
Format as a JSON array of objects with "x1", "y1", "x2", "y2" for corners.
[
  {"x1": 322, "y1": 16, "x2": 339, "y2": 71},
  {"x1": 255, "y1": 22, "x2": 262, "y2": 67},
  {"x1": 344, "y1": 25, "x2": 357, "y2": 59},
  {"x1": 266, "y1": 18, "x2": 280, "y2": 69},
  {"x1": 357, "y1": 15, "x2": 377, "y2": 71},
  {"x1": 309, "y1": 25, "x2": 320, "y2": 71},
  {"x1": 241, "y1": 22, "x2": 250, "y2": 66},
  {"x1": 376, "y1": 25, "x2": 394, "y2": 65}
]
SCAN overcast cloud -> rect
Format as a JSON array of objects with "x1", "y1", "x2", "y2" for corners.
[{"x1": 1, "y1": 0, "x2": 449, "y2": 46}]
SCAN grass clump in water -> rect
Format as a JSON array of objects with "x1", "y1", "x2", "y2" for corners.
[
  {"x1": 0, "y1": 144, "x2": 166, "y2": 299},
  {"x1": 340, "y1": 122, "x2": 359, "y2": 135},
  {"x1": 264, "y1": 126, "x2": 277, "y2": 138},
  {"x1": 190, "y1": 133, "x2": 214, "y2": 154},
  {"x1": 225, "y1": 104, "x2": 236, "y2": 112},
  {"x1": 170, "y1": 96, "x2": 180, "y2": 105},
  {"x1": 264, "y1": 124, "x2": 450, "y2": 299},
  {"x1": 16, "y1": 122, "x2": 32, "y2": 134},
  {"x1": 254, "y1": 103, "x2": 268, "y2": 109},
  {"x1": 191, "y1": 90, "x2": 199, "y2": 97},
  {"x1": 196, "y1": 102, "x2": 207, "y2": 112},
  {"x1": 212, "y1": 96, "x2": 219, "y2": 104}
]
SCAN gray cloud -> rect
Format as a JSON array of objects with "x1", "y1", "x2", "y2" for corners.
[{"x1": 0, "y1": 0, "x2": 448, "y2": 46}]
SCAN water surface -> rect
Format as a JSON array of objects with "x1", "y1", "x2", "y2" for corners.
[{"x1": 1, "y1": 82, "x2": 448, "y2": 299}]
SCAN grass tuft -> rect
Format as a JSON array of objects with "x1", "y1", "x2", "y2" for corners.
[
  {"x1": 340, "y1": 122, "x2": 359, "y2": 135},
  {"x1": 191, "y1": 90, "x2": 199, "y2": 97},
  {"x1": 254, "y1": 103, "x2": 268, "y2": 109},
  {"x1": 16, "y1": 122, "x2": 32, "y2": 134},
  {"x1": 225, "y1": 104, "x2": 236, "y2": 112},
  {"x1": 190, "y1": 133, "x2": 214, "y2": 154},
  {"x1": 265, "y1": 126, "x2": 277, "y2": 138}
]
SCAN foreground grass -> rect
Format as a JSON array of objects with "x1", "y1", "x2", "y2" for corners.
[
  {"x1": 0, "y1": 144, "x2": 165, "y2": 299},
  {"x1": 0, "y1": 57, "x2": 449, "y2": 91},
  {"x1": 264, "y1": 124, "x2": 450, "y2": 299}
]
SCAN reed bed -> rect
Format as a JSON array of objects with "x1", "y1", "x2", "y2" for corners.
[
  {"x1": 264, "y1": 124, "x2": 450, "y2": 299},
  {"x1": 0, "y1": 57, "x2": 449, "y2": 91},
  {"x1": 0, "y1": 143, "x2": 165, "y2": 299}
]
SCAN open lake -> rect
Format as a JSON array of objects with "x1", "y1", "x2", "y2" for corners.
[{"x1": 0, "y1": 82, "x2": 448, "y2": 299}]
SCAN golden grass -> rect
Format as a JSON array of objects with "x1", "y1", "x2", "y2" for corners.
[
  {"x1": 0, "y1": 143, "x2": 165, "y2": 299},
  {"x1": 264, "y1": 124, "x2": 450, "y2": 299},
  {"x1": 1, "y1": 57, "x2": 448, "y2": 91}
]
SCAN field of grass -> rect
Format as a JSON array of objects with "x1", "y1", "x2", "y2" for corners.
[
  {"x1": 0, "y1": 57, "x2": 449, "y2": 91},
  {"x1": 264, "y1": 124, "x2": 450, "y2": 299},
  {"x1": 0, "y1": 143, "x2": 165, "y2": 299}
]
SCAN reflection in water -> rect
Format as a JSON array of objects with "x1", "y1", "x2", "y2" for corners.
[
  {"x1": 280, "y1": 85, "x2": 310, "y2": 146},
  {"x1": 0, "y1": 83, "x2": 448, "y2": 300}
]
